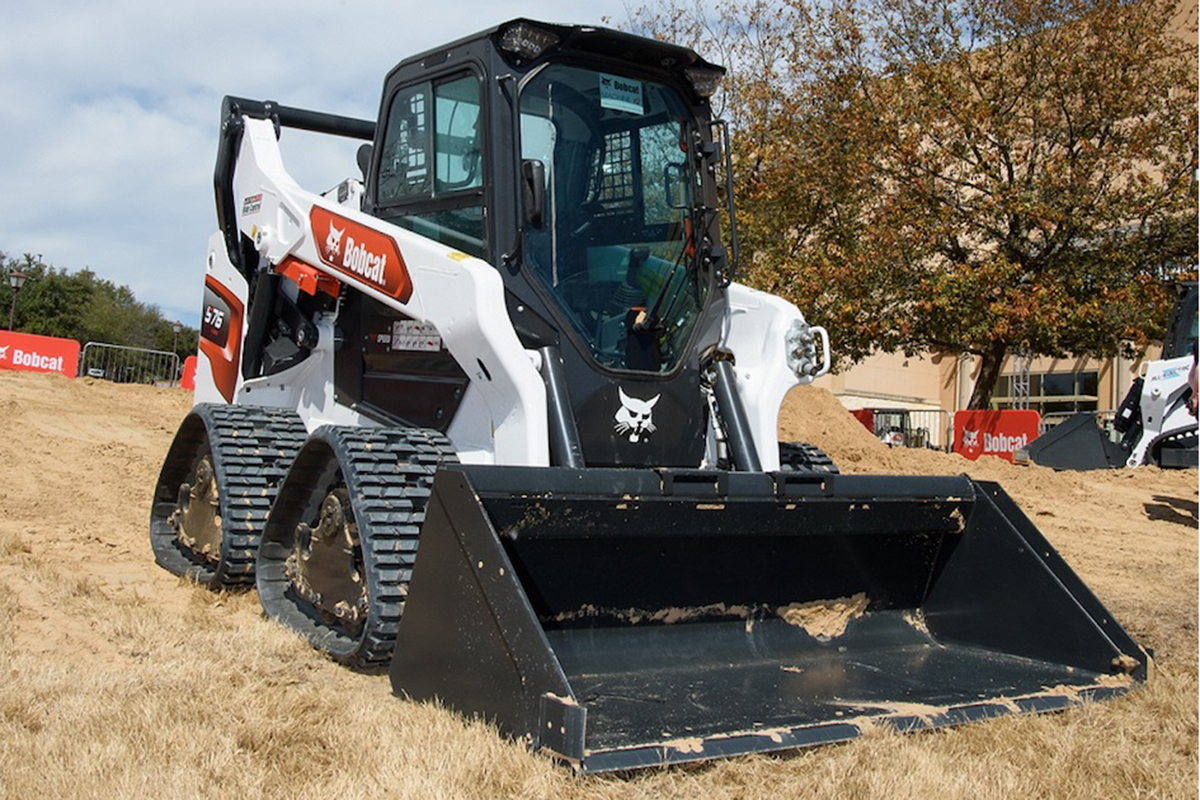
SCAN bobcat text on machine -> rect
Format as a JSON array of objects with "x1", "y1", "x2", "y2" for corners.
[{"x1": 151, "y1": 19, "x2": 1149, "y2": 773}]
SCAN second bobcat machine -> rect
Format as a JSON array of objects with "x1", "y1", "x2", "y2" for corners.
[
  {"x1": 1016, "y1": 282, "x2": 1198, "y2": 471},
  {"x1": 151, "y1": 20, "x2": 1149, "y2": 773}
]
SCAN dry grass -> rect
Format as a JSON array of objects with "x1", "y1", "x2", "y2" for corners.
[{"x1": 0, "y1": 373, "x2": 1196, "y2": 799}]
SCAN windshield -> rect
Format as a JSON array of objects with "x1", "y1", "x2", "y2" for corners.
[{"x1": 520, "y1": 65, "x2": 708, "y2": 373}]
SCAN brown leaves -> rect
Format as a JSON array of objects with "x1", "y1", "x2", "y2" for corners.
[{"x1": 625, "y1": 0, "x2": 1195, "y2": 402}]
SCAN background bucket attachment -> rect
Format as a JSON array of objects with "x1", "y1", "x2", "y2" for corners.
[
  {"x1": 391, "y1": 465, "x2": 1149, "y2": 773},
  {"x1": 1019, "y1": 413, "x2": 1126, "y2": 470}
]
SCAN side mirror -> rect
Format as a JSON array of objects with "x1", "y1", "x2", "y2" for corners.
[
  {"x1": 663, "y1": 163, "x2": 688, "y2": 209},
  {"x1": 356, "y1": 144, "x2": 373, "y2": 181},
  {"x1": 522, "y1": 159, "x2": 546, "y2": 228},
  {"x1": 710, "y1": 120, "x2": 739, "y2": 285}
]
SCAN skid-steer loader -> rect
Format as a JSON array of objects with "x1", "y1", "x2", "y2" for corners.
[
  {"x1": 1016, "y1": 282, "x2": 1197, "y2": 471},
  {"x1": 150, "y1": 19, "x2": 1150, "y2": 772}
]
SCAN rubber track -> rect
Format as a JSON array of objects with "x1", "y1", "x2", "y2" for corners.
[
  {"x1": 149, "y1": 404, "x2": 307, "y2": 587},
  {"x1": 1149, "y1": 424, "x2": 1199, "y2": 468},
  {"x1": 778, "y1": 441, "x2": 839, "y2": 474},
  {"x1": 256, "y1": 425, "x2": 457, "y2": 669}
]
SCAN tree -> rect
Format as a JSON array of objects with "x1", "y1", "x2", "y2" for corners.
[
  {"x1": 625, "y1": 0, "x2": 1198, "y2": 407},
  {"x1": 1, "y1": 251, "x2": 199, "y2": 362},
  {"x1": 0, "y1": 254, "x2": 91, "y2": 340}
]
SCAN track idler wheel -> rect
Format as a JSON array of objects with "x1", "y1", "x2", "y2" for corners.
[
  {"x1": 256, "y1": 425, "x2": 455, "y2": 668},
  {"x1": 149, "y1": 404, "x2": 307, "y2": 588},
  {"x1": 285, "y1": 486, "x2": 368, "y2": 633},
  {"x1": 172, "y1": 449, "x2": 223, "y2": 563}
]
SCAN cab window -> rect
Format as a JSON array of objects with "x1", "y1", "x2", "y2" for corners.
[{"x1": 378, "y1": 73, "x2": 486, "y2": 259}]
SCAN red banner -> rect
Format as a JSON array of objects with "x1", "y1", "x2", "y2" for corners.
[
  {"x1": 0, "y1": 330, "x2": 80, "y2": 378},
  {"x1": 953, "y1": 410, "x2": 1041, "y2": 463}
]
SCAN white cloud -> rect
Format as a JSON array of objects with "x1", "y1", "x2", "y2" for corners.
[{"x1": 0, "y1": 1, "x2": 656, "y2": 324}]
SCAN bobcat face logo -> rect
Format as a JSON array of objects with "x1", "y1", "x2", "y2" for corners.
[
  {"x1": 614, "y1": 388, "x2": 660, "y2": 444},
  {"x1": 961, "y1": 429, "x2": 979, "y2": 450},
  {"x1": 324, "y1": 223, "x2": 345, "y2": 261},
  {"x1": 0, "y1": 345, "x2": 8, "y2": 361}
]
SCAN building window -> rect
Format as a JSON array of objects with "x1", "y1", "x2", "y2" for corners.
[{"x1": 992, "y1": 371, "x2": 1099, "y2": 415}]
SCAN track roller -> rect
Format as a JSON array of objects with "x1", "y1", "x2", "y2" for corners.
[
  {"x1": 149, "y1": 404, "x2": 307, "y2": 587},
  {"x1": 778, "y1": 441, "x2": 839, "y2": 474},
  {"x1": 256, "y1": 425, "x2": 456, "y2": 668}
]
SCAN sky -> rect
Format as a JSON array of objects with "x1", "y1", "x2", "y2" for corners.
[{"x1": 0, "y1": 1, "x2": 642, "y2": 327}]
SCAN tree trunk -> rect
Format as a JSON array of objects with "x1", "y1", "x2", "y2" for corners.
[{"x1": 968, "y1": 341, "x2": 1008, "y2": 410}]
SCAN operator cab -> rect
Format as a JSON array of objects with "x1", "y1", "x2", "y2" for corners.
[
  {"x1": 349, "y1": 19, "x2": 734, "y2": 467},
  {"x1": 517, "y1": 61, "x2": 709, "y2": 375},
  {"x1": 1162, "y1": 281, "x2": 1197, "y2": 361}
]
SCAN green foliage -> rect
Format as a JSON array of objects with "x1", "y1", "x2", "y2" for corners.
[
  {"x1": 0, "y1": 251, "x2": 198, "y2": 360},
  {"x1": 625, "y1": 0, "x2": 1198, "y2": 406}
]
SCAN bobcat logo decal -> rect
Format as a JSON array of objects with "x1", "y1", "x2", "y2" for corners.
[
  {"x1": 0, "y1": 345, "x2": 8, "y2": 361},
  {"x1": 961, "y1": 429, "x2": 979, "y2": 450},
  {"x1": 324, "y1": 223, "x2": 345, "y2": 261},
  {"x1": 614, "y1": 388, "x2": 660, "y2": 444}
]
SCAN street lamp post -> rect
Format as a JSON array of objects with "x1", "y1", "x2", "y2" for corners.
[
  {"x1": 8, "y1": 269, "x2": 27, "y2": 331},
  {"x1": 172, "y1": 320, "x2": 184, "y2": 384}
]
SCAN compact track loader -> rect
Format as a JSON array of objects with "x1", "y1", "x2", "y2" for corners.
[
  {"x1": 151, "y1": 19, "x2": 1150, "y2": 772},
  {"x1": 1017, "y1": 282, "x2": 1198, "y2": 471}
]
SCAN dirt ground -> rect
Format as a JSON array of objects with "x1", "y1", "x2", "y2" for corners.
[{"x1": 0, "y1": 372, "x2": 1195, "y2": 798}]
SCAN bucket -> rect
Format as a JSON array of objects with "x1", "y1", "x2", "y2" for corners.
[{"x1": 391, "y1": 465, "x2": 1148, "y2": 772}]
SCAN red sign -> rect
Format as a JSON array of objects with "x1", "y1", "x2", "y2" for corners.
[
  {"x1": 850, "y1": 408, "x2": 874, "y2": 432},
  {"x1": 954, "y1": 410, "x2": 1041, "y2": 463},
  {"x1": 0, "y1": 330, "x2": 80, "y2": 378},
  {"x1": 310, "y1": 206, "x2": 412, "y2": 303}
]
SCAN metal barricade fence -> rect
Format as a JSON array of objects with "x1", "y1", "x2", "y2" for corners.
[
  {"x1": 919, "y1": 409, "x2": 953, "y2": 451},
  {"x1": 902, "y1": 409, "x2": 953, "y2": 451},
  {"x1": 857, "y1": 408, "x2": 954, "y2": 452},
  {"x1": 78, "y1": 342, "x2": 182, "y2": 387}
]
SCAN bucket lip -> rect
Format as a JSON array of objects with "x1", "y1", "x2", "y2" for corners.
[
  {"x1": 437, "y1": 463, "x2": 980, "y2": 503},
  {"x1": 567, "y1": 681, "x2": 1140, "y2": 773}
]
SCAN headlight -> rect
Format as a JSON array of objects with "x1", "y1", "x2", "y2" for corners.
[
  {"x1": 499, "y1": 23, "x2": 560, "y2": 60},
  {"x1": 786, "y1": 319, "x2": 819, "y2": 379},
  {"x1": 684, "y1": 66, "x2": 725, "y2": 98}
]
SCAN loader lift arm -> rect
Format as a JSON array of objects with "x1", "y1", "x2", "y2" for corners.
[{"x1": 214, "y1": 96, "x2": 375, "y2": 277}]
